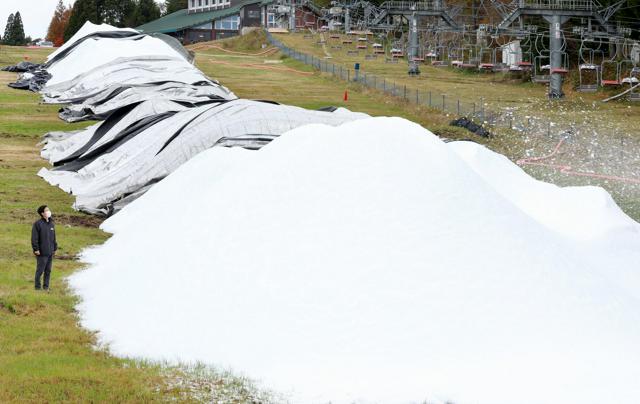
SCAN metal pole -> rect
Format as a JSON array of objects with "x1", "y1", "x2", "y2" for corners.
[
  {"x1": 345, "y1": 8, "x2": 351, "y2": 34},
  {"x1": 547, "y1": 14, "x2": 565, "y2": 98},
  {"x1": 289, "y1": 0, "x2": 296, "y2": 33}
]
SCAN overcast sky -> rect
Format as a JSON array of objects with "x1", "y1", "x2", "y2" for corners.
[{"x1": 0, "y1": 0, "x2": 161, "y2": 40}]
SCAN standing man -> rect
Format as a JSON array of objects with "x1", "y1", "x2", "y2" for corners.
[{"x1": 31, "y1": 205, "x2": 57, "y2": 291}]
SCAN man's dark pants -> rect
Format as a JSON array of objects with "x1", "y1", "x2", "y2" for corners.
[{"x1": 35, "y1": 255, "x2": 53, "y2": 290}]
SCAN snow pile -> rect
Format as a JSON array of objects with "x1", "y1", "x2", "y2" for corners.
[
  {"x1": 39, "y1": 100, "x2": 369, "y2": 214},
  {"x1": 70, "y1": 117, "x2": 640, "y2": 404}
]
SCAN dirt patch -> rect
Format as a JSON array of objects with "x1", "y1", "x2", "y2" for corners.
[{"x1": 54, "y1": 213, "x2": 104, "y2": 228}]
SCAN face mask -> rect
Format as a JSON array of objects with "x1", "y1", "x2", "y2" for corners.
[{"x1": 44, "y1": 211, "x2": 52, "y2": 219}]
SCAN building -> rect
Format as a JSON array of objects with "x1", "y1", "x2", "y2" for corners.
[{"x1": 137, "y1": 0, "x2": 275, "y2": 44}]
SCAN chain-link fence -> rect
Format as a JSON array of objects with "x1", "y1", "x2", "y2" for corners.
[{"x1": 265, "y1": 29, "x2": 513, "y2": 130}]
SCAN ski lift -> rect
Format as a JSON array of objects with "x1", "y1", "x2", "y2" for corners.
[
  {"x1": 532, "y1": 34, "x2": 550, "y2": 82},
  {"x1": 478, "y1": 40, "x2": 496, "y2": 72},
  {"x1": 620, "y1": 59, "x2": 637, "y2": 84},
  {"x1": 550, "y1": 50, "x2": 569, "y2": 75},
  {"x1": 533, "y1": 55, "x2": 550, "y2": 83},
  {"x1": 577, "y1": 37, "x2": 603, "y2": 92},
  {"x1": 391, "y1": 47, "x2": 404, "y2": 58},
  {"x1": 461, "y1": 44, "x2": 477, "y2": 69},
  {"x1": 627, "y1": 67, "x2": 640, "y2": 101},
  {"x1": 600, "y1": 61, "x2": 620, "y2": 86}
]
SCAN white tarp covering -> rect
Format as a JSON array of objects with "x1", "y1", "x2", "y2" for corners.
[
  {"x1": 7, "y1": 21, "x2": 368, "y2": 215},
  {"x1": 41, "y1": 99, "x2": 189, "y2": 163},
  {"x1": 41, "y1": 55, "x2": 232, "y2": 105},
  {"x1": 58, "y1": 82, "x2": 228, "y2": 122},
  {"x1": 39, "y1": 100, "x2": 369, "y2": 214},
  {"x1": 46, "y1": 22, "x2": 137, "y2": 62},
  {"x1": 10, "y1": 21, "x2": 235, "y2": 112}
]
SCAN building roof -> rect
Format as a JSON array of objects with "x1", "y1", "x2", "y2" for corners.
[{"x1": 137, "y1": 0, "x2": 272, "y2": 34}]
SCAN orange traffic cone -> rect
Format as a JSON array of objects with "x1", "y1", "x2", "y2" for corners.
[{"x1": 343, "y1": 90, "x2": 348, "y2": 101}]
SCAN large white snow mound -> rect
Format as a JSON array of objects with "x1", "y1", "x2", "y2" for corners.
[{"x1": 69, "y1": 117, "x2": 640, "y2": 404}]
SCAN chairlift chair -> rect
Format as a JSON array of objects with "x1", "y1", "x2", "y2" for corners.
[
  {"x1": 626, "y1": 67, "x2": 640, "y2": 101},
  {"x1": 577, "y1": 44, "x2": 601, "y2": 92},
  {"x1": 600, "y1": 59, "x2": 620, "y2": 86},
  {"x1": 549, "y1": 50, "x2": 569, "y2": 75},
  {"x1": 533, "y1": 54, "x2": 550, "y2": 83}
]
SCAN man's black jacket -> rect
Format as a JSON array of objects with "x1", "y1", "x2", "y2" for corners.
[{"x1": 31, "y1": 218, "x2": 58, "y2": 256}]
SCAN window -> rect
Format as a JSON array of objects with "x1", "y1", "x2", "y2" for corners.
[
  {"x1": 205, "y1": 0, "x2": 209, "y2": 5},
  {"x1": 191, "y1": 0, "x2": 195, "y2": 7},
  {"x1": 267, "y1": 13, "x2": 276, "y2": 28},
  {"x1": 198, "y1": 0, "x2": 202, "y2": 6},
  {"x1": 247, "y1": 9, "x2": 260, "y2": 18},
  {"x1": 214, "y1": 15, "x2": 240, "y2": 30}
]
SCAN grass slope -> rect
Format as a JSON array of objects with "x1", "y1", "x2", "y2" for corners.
[{"x1": 0, "y1": 44, "x2": 272, "y2": 403}]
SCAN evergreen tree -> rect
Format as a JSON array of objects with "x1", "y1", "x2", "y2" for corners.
[
  {"x1": 132, "y1": 0, "x2": 161, "y2": 27},
  {"x1": 2, "y1": 13, "x2": 14, "y2": 45},
  {"x1": 164, "y1": 0, "x2": 188, "y2": 15},
  {"x1": 64, "y1": 0, "x2": 100, "y2": 41},
  {"x1": 9, "y1": 12, "x2": 26, "y2": 45}
]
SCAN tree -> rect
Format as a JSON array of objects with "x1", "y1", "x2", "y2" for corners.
[
  {"x1": 101, "y1": 0, "x2": 137, "y2": 27},
  {"x1": 10, "y1": 12, "x2": 26, "y2": 45},
  {"x1": 47, "y1": 0, "x2": 72, "y2": 46},
  {"x1": 2, "y1": 13, "x2": 14, "y2": 45},
  {"x1": 132, "y1": 0, "x2": 161, "y2": 27},
  {"x1": 164, "y1": 0, "x2": 187, "y2": 15},
  {"x1": 2, "y1": 11, "x2": 27, "y2": 46},
  {"x1": 64, "y1": 0, "x2": 100, "y2": 41}
]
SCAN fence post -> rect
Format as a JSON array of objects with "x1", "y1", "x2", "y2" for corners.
[
  {"x1": 403, "y1": 85, "x2": 407, "y2": 100},
  {"x1": 473, "y1": 102, "x2": 476, "y2": 116},
  {"x1": 374, "y1": 75, "x2": 377, "y2": 88},
  {"x1": 480, "y1": 97, "x2": 485, "y2": 121},
  {"x1": 428, "y1": 91, "x2": 432, "y2": 107},
  {"x1": 383, "y1": 78, "x2": 386, "y2": 92},
  {"x1": 393, "y1": 82, "x2": 396, "y2": 96},
  {"x1": 347, "y1": 69, "x2": 350, "y2": 81},
  {"x1": 442, "y1": 94, "x2": 446, "y2": 112},
  {"x1": 416, "y1": 88, "x2": 419, "y2": 104},
  {"x1": 457, "y1": 99, "x2": 460, "y2": 115}
]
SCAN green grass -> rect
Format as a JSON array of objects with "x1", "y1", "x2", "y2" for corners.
[
  {"x1": 0, "y1": 45, "x2": 273, "y2": 403},
  {"x1": 0, "y1": 28, "x2": 639, "y2": 402},
  {"x1": 0, "y1": 88, "x2": 173, "y2": 402}
]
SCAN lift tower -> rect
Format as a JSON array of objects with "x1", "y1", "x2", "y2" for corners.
[{"x1": 493, "y1": 0, "x2": 622, "y2": 98}]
